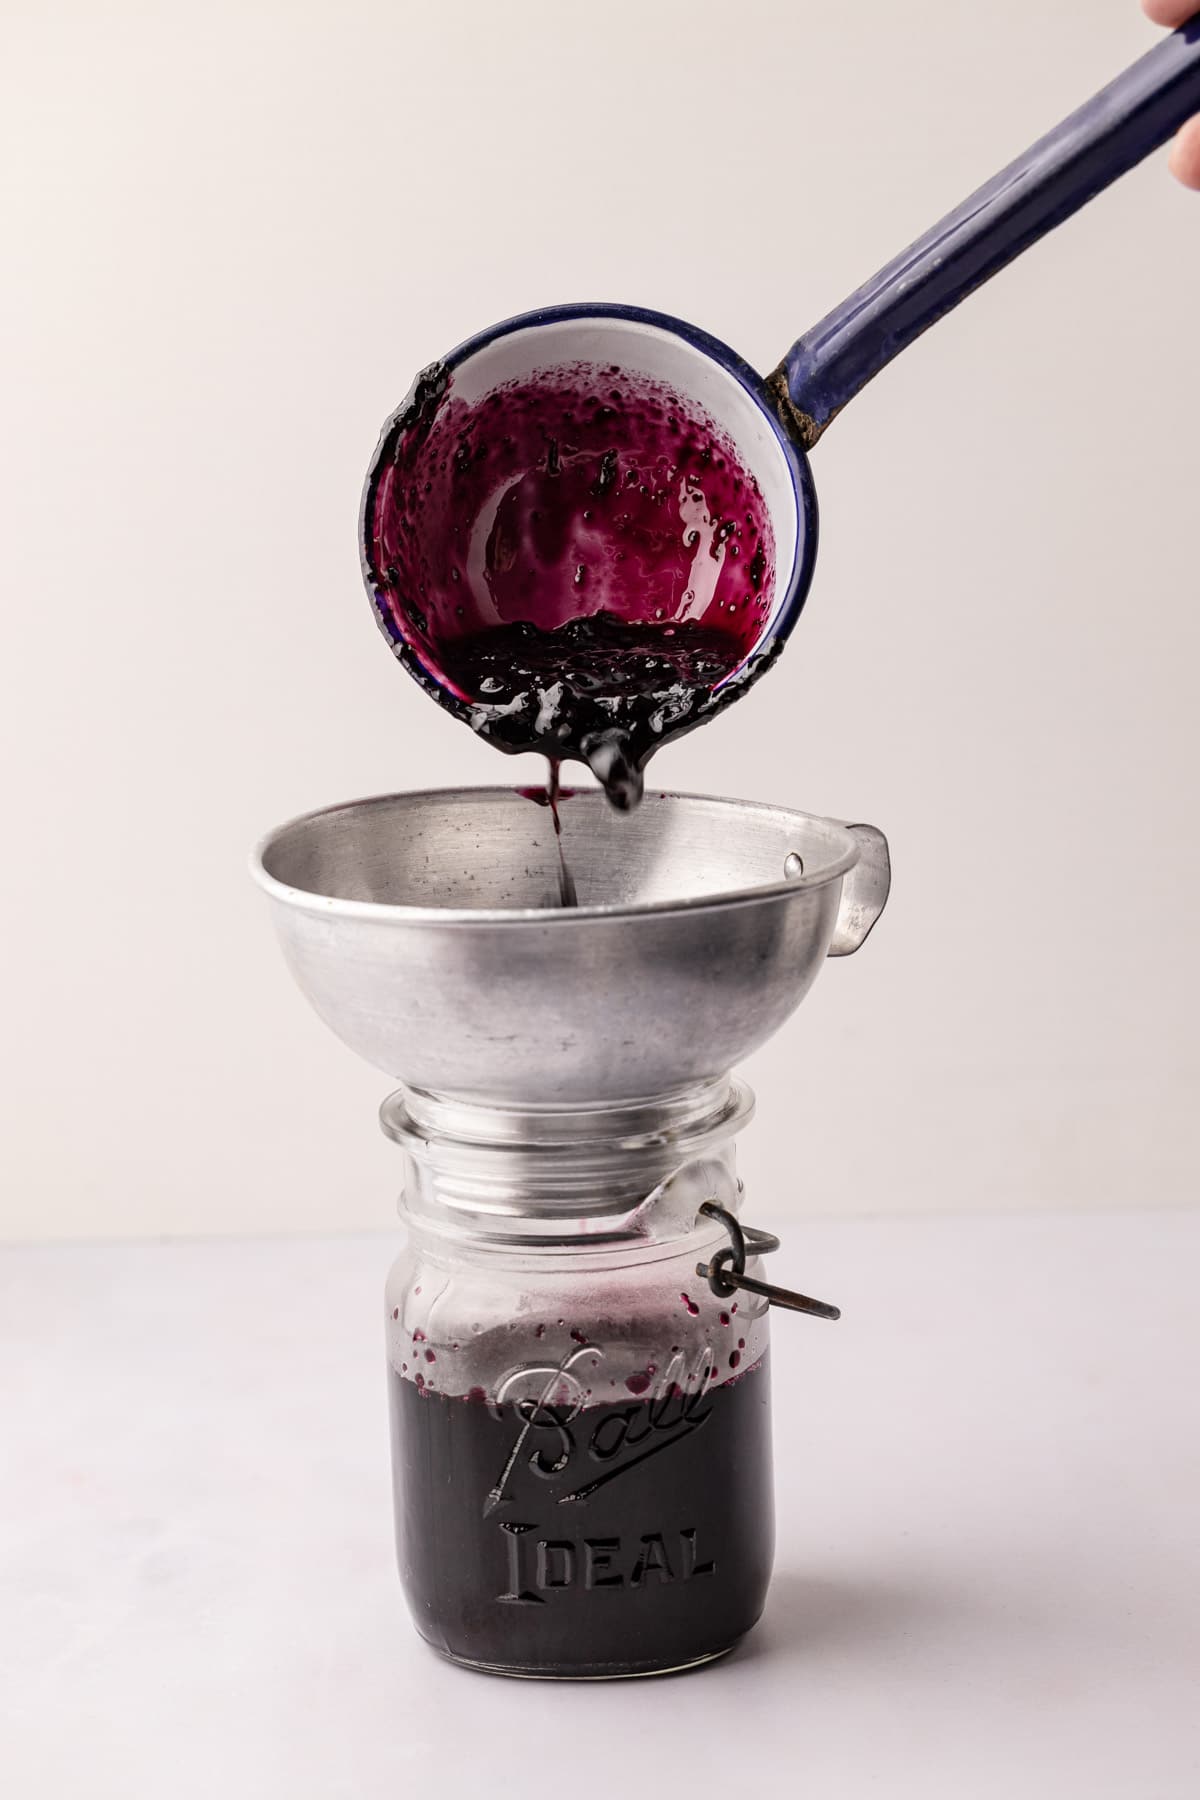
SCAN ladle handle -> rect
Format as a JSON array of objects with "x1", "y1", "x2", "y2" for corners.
[{"x1": 774, "y1": 17, "x2": 1200, "y2": 447}]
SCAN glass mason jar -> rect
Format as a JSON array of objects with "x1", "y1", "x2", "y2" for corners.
[{"x1": 381, "y1": 1077, "x2": 773, "y2": 1679}]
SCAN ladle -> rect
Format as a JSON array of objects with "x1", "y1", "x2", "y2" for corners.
[{"x1": 361, "y1": 19, "x2": 1200, "y2": 795}]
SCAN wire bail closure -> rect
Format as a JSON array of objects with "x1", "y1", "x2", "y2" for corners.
[{"x1": 696, "y1": 1201, "x2": 841, "y2": 1321}]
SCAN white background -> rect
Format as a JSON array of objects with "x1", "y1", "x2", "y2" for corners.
[{"x1": 2, "y1": 0, "x2": 1197, "y2": 1241}]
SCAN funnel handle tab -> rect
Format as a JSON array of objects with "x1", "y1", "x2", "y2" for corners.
[{"x1": 827, "y1": 822, "x2": 890, "y2": 958}]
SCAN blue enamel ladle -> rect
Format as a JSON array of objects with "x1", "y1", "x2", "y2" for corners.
[{"x1": 363, "y1": 18, "x2": 1200, "y2": 755}]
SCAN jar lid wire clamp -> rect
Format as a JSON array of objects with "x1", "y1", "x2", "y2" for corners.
[{"x1": 696, "y1": 1201, "x2": 840, "y2": 1322}]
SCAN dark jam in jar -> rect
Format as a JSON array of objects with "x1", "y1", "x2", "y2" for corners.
[{"x1": 388, "y1": 1354, "x2": 773, "y2": 1678}]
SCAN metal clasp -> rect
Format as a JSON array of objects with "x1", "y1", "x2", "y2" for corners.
[{"x1": 696, "y1": 1201, "x2": 840, "y2": 1321}]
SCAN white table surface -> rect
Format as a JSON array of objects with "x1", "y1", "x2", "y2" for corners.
[{"x1": 3, "y1": 1211, "x2": 1199, "y2": 1799}]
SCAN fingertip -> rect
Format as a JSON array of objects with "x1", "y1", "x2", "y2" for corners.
[
  {"x1": 1142, "y1": 0, "x2": 1195, "y2": 27},
  {"x1": 1168, "y1": 116, "x2": 1200, "y2": 190}
]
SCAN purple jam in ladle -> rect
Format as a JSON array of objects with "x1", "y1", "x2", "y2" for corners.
[{"x1": 364, "y1": 362, "x2": 776, "y2": 809}]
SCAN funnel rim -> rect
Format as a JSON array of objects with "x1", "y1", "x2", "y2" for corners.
[{"x1": 250, "y1": 786, "x2": 861, "y2": 927}]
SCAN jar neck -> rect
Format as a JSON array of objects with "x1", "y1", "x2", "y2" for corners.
[{"x1": 380, "y1": 1076, "x2": 755, "y2": 1250}]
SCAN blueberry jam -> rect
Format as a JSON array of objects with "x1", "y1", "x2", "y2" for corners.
[
  {"x1": 441, "y1": 612, "x2": 746, "y2": 812},
  {"x1": 519, "y1": 761, "x2": 578, "y2": 906},
  {"x1": 389, "y1": 1355, "x2": 773, "y2": 1677},
  {"x1": 362, "y1": 363, "x2": 778, "y2": 809}
]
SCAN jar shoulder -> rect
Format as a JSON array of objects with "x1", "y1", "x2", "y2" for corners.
[{"x1": 384, "y1": 1239, "x2": 768, "y2": 1403}]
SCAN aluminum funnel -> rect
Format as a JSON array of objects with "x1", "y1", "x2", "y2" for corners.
[{"x1": 251, "y1": 788, "x2": 889, "y2": 1107}]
